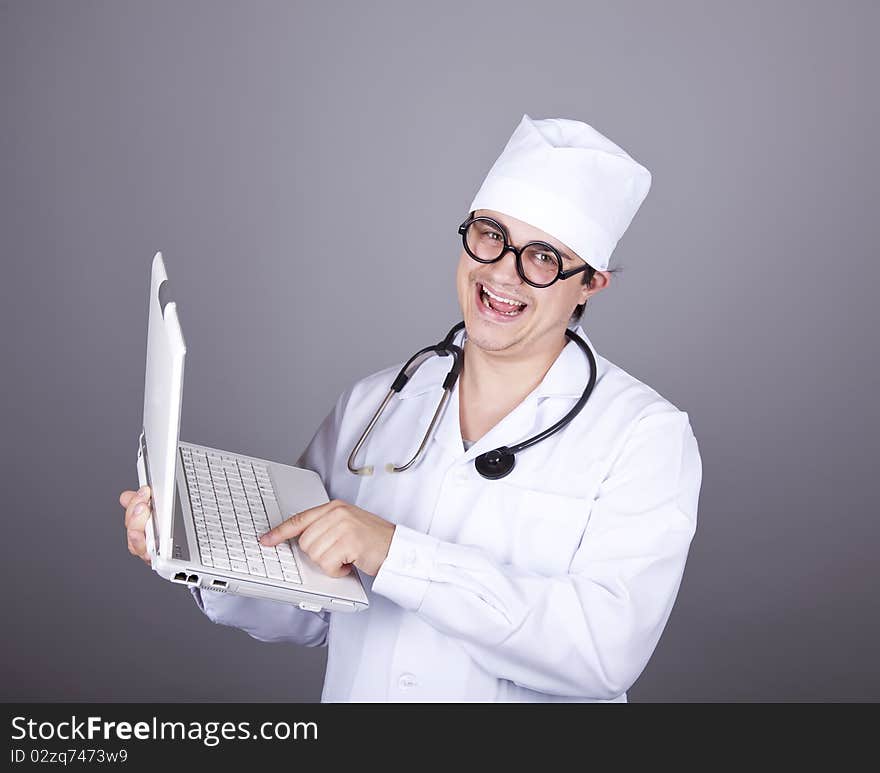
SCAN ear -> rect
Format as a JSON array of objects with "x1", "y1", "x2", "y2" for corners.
[{"x1": 584, "y1": 270, "x2": 611, "y2": 301}]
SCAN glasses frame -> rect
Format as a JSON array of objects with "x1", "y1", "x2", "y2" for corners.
[{"x1": 458, "y1": 215, "x2": 592, "y2": 288}]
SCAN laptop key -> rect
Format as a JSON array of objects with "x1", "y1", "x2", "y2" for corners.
[
  {"x1": 266, "y1": 565, "x2": 284, "y2": 580},
  {"x1": 282, "y1": 568, "x2": 301, "y2": 583}
]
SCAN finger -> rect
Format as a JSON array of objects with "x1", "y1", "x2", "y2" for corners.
[
  {"x1": 120, "y1": 486, "x2": 151, "y2": 510},
  {"x1": 310, "y1": 537, "x2": 354, "y2": 578},
  {"x1": 125, "y1": 499, "x2": 152, "y2": 531},
  {"x1": 122, "y1": 488, "x2": 151, "y2": 525},
  {"x1": 259, "y1": 500, "x2": 337, "y2": 545},
  {"x1": 128, "y1": 539, "x2": 147, "y2": 558},
  {"x1": 299, "y1": 521, "x2": 345, "y2": 565},
  {"x1": 124, "y1": 487, "x2": 153, "y2": 529},
  {"x1": 296, "y1": 509, "x2": 343, "y2": 555},
  {"x1": 128, "y1": 529, "x2": 147, "y2": 558},
  {"x1": 126, "y1": 525, "x2": 152, "y2": 563}
]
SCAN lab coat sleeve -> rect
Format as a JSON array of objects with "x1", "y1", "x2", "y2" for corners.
[
  {"x1": 370, "y1": 409, "x2": 702, "y2": 700},
  {"x1": 188, "y1": 586, "x2": 330, "y2": 646},
  {"x1": 186, "y1": 388, "x2": 353, "y2": 646}
]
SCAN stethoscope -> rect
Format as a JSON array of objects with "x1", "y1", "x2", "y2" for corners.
[{"x1": 347, "y1": 321, "x2": 597, "y2": 481}]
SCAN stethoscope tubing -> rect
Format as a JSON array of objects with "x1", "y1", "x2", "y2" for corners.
[{"x1": 347, "y1": 321, "x2": 596, "y2": 480}]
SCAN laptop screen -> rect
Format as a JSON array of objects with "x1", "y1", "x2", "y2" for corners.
[{"x1": 141, "y1": 252, "x2": 186, "y2": 560}]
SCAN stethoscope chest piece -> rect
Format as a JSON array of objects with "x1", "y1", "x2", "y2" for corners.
[{"x1": 474, "y1": 447, "x2": 516, "y2": 480}]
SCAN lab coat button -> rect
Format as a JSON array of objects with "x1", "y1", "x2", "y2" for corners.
[
  {"x1": 404, "y1": 548, "x2": 418, "y2": 568},
  {"x1": 398, "y1": 673, "x2": 418, "y2": 690}
]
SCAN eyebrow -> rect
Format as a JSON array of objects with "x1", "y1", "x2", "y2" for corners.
[{"x1": 476, "y1": 211, "x2": 577, "y2": 262}]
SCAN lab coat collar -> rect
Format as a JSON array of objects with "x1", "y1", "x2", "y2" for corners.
[{"x1": 396, "y1": 323, "x2": 601, "y2": 458}]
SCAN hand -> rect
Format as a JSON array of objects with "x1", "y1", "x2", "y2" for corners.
[
  {"x1": 259, "y1": 499, "x2": 395, "y2": 578},
  {"x1": 120, "y1": 486, "x2": 153, "y2": 565}
]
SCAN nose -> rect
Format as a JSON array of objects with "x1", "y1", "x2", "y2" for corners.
[{"x1": 489, "y1": 246, "x2": 523, "y2": 285}]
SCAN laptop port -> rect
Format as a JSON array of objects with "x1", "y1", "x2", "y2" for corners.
[
  {"x1": 172, "y1": 571, "x2": 200, "y2": 586},
  {"x1": 212, "y1": 579, "x2": 228, "y2": 588}
]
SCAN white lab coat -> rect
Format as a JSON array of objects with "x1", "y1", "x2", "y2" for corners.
[{"x1": 191, "y1": 324, "x2": 702, "y2": 702}]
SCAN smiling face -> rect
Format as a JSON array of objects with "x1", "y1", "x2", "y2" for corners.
[{"x1": 456, "y1": 208, "x2": 606, "y2": 357}]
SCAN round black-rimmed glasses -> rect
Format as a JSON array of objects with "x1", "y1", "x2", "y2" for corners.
[{"x1": 457, "y1": 215, "x2": 592, "y2": 288}]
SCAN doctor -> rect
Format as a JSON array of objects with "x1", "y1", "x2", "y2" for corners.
[{"x1": 122, "y1": 114, "x2": 702, "y2": 702}]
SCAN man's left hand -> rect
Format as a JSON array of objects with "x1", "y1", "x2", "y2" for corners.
[{"x1": 259, "y1": 500, "x2": 395, "y2": 578}]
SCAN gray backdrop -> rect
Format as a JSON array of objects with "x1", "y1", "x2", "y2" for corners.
[{"x1": 2, "y1": 0, "x2": 877, "y2": 702}]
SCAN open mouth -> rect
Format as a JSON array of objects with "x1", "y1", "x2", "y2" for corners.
[{"x1": 476, "y1": 282, "x2": 529, "y2": 318}]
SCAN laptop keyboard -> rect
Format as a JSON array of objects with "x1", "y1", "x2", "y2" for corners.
[{"x1": 181, "y1": 446, "x2": 302, "y2": 584}]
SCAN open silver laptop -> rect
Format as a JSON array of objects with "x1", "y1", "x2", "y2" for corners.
[{"x1": 135, "y1": 251, "x2": 369, "y2": 612}]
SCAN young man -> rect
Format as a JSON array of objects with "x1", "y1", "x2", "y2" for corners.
[{"x1": 122, "y1": 114, "x2": 702, "y2": 702}]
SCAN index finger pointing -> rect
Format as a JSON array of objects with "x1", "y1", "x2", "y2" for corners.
[{"x1": 259, "y1": 501, "x2": 334, "y2": 545}]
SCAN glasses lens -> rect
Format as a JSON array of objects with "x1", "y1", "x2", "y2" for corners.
[
  {"x1": 465, "y1": 219, "x2": 506, "y2": 262},
  {"x1": 520, "y1": 243, "x2": 561, "y2": 286}
]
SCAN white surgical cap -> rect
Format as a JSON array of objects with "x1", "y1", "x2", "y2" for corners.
[{"x1": 468, "y1": 114, "x2": 652, "y2": 272}]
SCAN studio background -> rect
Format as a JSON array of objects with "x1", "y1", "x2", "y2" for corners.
[{"x1": 2, "y1": 0, "x2": 877, "y2": 701}]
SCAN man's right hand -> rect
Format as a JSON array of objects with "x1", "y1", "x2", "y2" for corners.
[{"x1": 121, "y1": 486, "x2": 153, "y2": 564}]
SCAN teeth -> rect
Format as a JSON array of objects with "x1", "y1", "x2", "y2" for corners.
[
  {"x1": 482, "y1": 285, "x2": 525, "y2": 306},
  {"x1": 481, "y1": 285, "x2": 525, "y2": 316}
]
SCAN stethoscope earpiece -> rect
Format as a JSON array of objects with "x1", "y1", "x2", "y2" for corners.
[{"x1": 474, "y1": 447, "x2": 516, "y2": 480}]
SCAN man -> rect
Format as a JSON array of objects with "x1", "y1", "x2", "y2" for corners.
[{"x1": 122, "y1": 114, "x2": 702, "y2": 702}]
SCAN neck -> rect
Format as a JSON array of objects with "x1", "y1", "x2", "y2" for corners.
[{"x1": 459, "y1": 328, "x2": 569, "y2": 433}]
